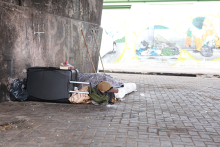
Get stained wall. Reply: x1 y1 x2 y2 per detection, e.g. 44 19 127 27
0 0 103 102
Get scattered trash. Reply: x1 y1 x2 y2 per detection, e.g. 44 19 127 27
140 93 145 97
106 105 117 108
0 120 28 131
60 61 74 70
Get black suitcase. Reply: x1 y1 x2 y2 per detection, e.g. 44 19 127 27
27 67 91 103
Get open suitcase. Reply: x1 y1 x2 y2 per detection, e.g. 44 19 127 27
27 67 91 103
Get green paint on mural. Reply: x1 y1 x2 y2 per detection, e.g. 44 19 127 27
160 48 173 56
115 36 125 43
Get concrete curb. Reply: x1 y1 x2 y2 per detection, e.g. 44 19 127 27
99 70 220 78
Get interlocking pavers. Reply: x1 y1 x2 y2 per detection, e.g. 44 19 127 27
1 74 220 147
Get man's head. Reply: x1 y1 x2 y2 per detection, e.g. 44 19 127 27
97 81 111 93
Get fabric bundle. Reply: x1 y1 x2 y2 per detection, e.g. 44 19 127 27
69 86 91 104
115 83 137 99
78 73 124 89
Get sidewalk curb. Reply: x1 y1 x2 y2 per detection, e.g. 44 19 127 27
99 70 220 78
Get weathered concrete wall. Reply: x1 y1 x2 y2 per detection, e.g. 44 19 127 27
0 1 103 102
0 0 19 5
0 0 103 25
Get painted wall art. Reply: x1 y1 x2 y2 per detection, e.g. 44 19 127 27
100 3 220 68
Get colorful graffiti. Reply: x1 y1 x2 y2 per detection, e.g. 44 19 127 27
99 13 126 64
134 16 220 66
135 25 180 66
100 4 220 68
175 15 220 62
188 17 220 57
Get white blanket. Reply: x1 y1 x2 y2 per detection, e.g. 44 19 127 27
115 83 136 99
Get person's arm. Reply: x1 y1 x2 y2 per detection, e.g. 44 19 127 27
108 88 118 93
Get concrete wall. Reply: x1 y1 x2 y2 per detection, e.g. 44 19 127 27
0 0 103 25
0 0 103 102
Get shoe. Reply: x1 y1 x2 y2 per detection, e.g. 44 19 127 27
91 100 99 106
108 101 114 105
193 50 200 53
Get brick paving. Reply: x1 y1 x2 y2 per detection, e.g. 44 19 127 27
0 73 220 147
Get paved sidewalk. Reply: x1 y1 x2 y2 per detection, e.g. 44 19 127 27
0 73 220 147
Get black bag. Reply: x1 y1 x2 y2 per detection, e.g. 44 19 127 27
26 67 90 103
9 78 29 102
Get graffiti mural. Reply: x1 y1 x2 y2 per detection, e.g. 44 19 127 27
100 13 125 64
184 16 220 59
173 15 220 66
134 16 220 66
135 25 180 66
100 3 220 69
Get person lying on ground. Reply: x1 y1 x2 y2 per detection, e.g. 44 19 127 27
89 81 118 106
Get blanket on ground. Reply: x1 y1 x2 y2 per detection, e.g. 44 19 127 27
78 73 124 89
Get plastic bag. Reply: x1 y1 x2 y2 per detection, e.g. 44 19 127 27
9 78 29 102
68 86 91 104
115 83 136 99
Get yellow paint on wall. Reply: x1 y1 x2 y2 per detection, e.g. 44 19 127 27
212 57 220 62
102 13 127 64
179 58 187 61
103 10 220 67
113 42 128 64
133 31 137 37
170 49 200 66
